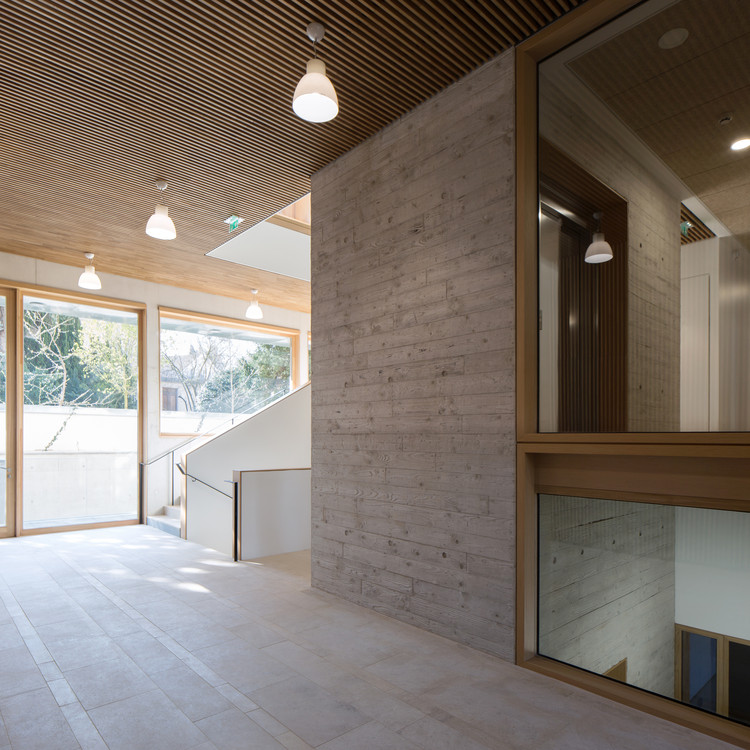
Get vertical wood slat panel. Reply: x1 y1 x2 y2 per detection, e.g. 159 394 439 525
542 140 628 433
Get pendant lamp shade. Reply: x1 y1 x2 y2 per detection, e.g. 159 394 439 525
293 58 338 123
78 253 102 290
245 289 264 320
146 204 176 240
585 232 613 264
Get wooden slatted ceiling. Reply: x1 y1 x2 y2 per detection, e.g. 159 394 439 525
680 205 715 245
0 0 583 312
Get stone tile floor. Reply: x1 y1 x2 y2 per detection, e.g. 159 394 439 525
0 526 740 749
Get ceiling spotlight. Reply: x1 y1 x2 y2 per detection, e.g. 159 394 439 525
731 138 750 151
585 212 613 264
293 22 338 123
146 180 177 240
78 253 102 290
245 288 264 320
658 27 689 49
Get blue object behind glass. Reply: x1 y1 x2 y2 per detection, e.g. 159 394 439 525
685 632 717 712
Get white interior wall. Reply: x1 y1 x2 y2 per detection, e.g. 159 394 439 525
718 238 750 431
680 274 711 431
680 237 750 432
675 507 750 641
0 251 311 515
239 469 311 559
185 384 311 556
681 238 720 431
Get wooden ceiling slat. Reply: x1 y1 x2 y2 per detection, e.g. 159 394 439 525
680 204 715 245
226 0 457 105
371 0 501 64
126 0 427 118
470 0 535 39
416 0 508 59
501 0 550 26
288 0 465 92
0 55 346 176
0 0 577 312
394 4 513 54
2 4 375 151
0 99 316 213
466 0 531 44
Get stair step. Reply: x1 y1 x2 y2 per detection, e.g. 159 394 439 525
146 515 181 537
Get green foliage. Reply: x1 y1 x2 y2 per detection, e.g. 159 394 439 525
23 311 89 406
161 322 292 417
198 344 291 413
23 309 138 409
74 320 138 409
198 365 253 413
242 344 290 383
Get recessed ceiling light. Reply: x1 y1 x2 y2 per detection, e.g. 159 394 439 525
658 27 689 49
731 138 750 151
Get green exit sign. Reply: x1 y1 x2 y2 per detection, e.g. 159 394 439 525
224 215 244 233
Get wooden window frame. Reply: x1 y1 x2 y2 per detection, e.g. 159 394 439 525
676 623 750 721
0 279 146 537
0 286 18 539
158 306 300 438
515 2 750 746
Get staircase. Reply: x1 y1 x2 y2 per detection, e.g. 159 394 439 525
146 503 181 537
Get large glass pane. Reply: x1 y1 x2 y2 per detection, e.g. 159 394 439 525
160 315 292 434
22 296 139 529
539 495 750 725
537 0 750 432
0 296 6 528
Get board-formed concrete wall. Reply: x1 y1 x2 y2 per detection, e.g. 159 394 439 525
539 496 676 698
310 50 516 659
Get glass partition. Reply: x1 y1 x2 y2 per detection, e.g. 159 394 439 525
159 312 293 434
22 296 139 529
537 0 750 432
539 494 750 725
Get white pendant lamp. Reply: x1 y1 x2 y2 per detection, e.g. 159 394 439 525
146 180 177 240
293 23 338 123
78 253 102 290
585 212 613 264
245 289 264 320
